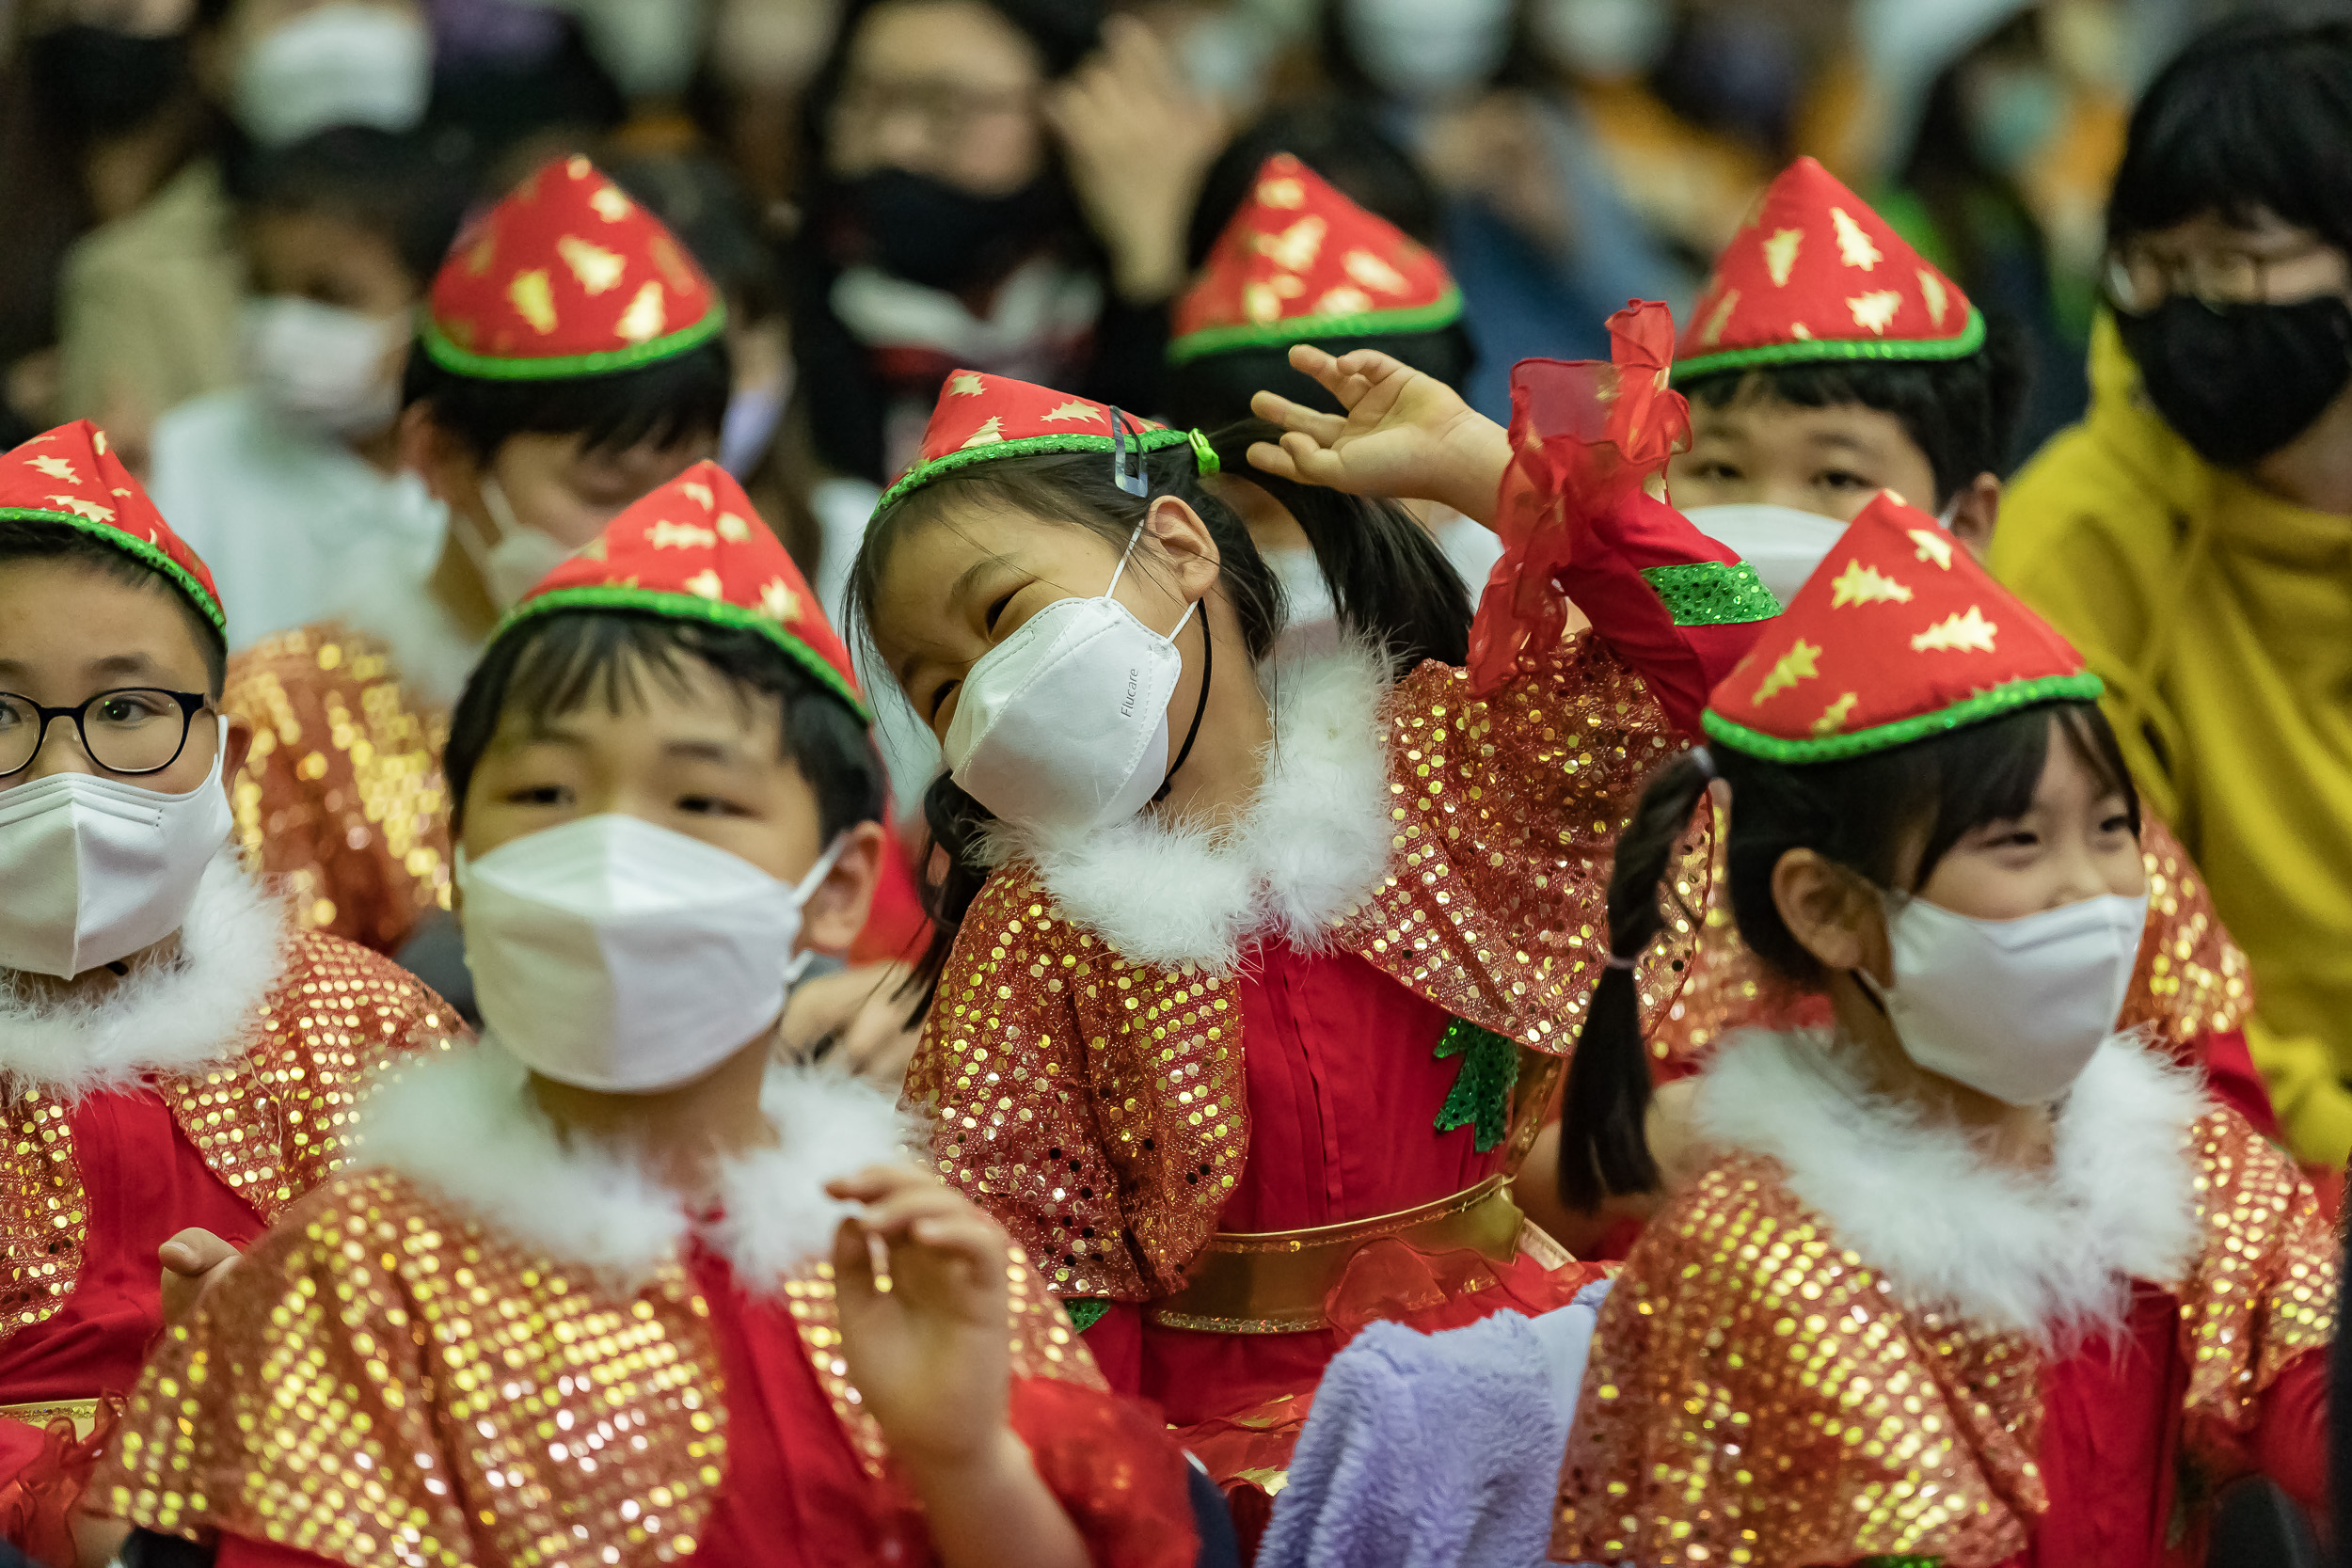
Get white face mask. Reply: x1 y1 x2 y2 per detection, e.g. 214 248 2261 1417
1680 503 1848 609
1534 0 1674 80
1342 0 1514 101
0 724 234 978
1684 496 1966 608
1858 891 2148 1104
242 297 407 438
234 1 434 148
941 522 1202 835
458 815 847 1094
449 474 581 610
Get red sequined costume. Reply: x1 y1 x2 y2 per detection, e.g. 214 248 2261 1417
903 319 1772 1502
0 854 457 1566
225 623 455 955
1554 1031 2335 1567
97 1046 1198 1568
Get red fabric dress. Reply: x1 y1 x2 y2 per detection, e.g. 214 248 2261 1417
208 1242 1195 1568
1081 946 1597 1430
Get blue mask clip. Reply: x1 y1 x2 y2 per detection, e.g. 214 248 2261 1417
1109 408 1150 499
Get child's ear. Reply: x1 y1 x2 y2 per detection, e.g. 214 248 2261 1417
801 822 888 954
1771 848 1884 979
1142 496 1224 599
1946 472 2002 558
398 404 476 507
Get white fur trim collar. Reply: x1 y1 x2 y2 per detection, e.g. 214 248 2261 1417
1694 1031 2208 1342
330 535 481 711
354 1042 922 1288
979 640 1396 973
0 847 290 1098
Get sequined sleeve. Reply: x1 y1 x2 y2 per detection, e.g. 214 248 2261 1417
907 868 1224 1303
1361 632 1710 1055
96 1171 726 1568
2174 1109 2337 1462
224 624 452 955
1552 1153 2045 1567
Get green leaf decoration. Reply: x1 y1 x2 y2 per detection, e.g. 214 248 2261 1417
1433 1018 1519 1153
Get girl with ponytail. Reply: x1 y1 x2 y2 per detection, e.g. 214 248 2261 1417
1552 491 2336 1565
847 305 1774 1511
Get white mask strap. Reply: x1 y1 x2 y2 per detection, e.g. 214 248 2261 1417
1103 517 1200 645
781 832 852 989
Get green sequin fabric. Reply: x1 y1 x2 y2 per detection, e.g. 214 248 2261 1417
1433 1019 1519 1152
1640 561 1783 626
1064 1298 1111 1333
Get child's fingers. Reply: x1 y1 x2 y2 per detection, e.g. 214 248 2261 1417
825 1164 931 1204
1279 431 1350 486
854 1183 982 1243
1286 342 1359 403
1244 440 1302 482
833 1215 878 1304
1248 388 1345 444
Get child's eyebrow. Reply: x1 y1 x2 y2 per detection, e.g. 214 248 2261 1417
663 738 742 765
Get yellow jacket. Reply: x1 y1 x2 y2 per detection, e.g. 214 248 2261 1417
1994 315 2352 1164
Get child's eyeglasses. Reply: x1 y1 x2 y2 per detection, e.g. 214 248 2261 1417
0 689 214 778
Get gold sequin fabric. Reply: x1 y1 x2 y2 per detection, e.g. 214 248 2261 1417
98 1172 1101 1568
0 931 458 1341
2172 1110 2337 1455
1551 1111 2336 1567
226 622 452 954
1652 812 2253 1073
906 630 1709 1301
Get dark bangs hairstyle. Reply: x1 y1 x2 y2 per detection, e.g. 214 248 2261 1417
1677 319 2029 507
0 517 226 694
847 420 1474 1017
2107 17 2352 254
231 127 473 287
1557 700 2139 1212
442 610 886 841
401 337 732 467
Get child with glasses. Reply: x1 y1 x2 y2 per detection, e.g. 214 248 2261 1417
0 421 457 1567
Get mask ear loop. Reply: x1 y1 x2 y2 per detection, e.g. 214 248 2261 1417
782 833 852 989
1104 410 1214 808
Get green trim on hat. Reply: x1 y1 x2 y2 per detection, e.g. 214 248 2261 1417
498 582 870 722
1640 561 1782 627
418 298 728 381
1671 307 1986 386
0 506 224 630
873 426 1197 514
1700 669 2105 765
1166 285 1467 365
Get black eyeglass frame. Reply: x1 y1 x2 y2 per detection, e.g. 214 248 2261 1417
0 689 215 779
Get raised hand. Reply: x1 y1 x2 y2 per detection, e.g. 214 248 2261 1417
1046 16 1226 305
1247 343 1515 528
830 1165 1015 1468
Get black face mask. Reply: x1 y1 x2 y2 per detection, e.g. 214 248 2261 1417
2117 293 2352 468
834 169 1067 293
28 25 191 140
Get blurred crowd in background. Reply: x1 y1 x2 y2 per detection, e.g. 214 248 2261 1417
1 0 2344 636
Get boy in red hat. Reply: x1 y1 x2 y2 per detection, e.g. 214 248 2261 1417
97 464 1197 1568
1168 152 1495 656
0 422 455 1567
221 155 734 960
1639 156 2276 1156
1549 491 2334 1565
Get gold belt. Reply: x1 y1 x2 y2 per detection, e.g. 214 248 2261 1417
0 1400 100 1440
1148 1175 1529 1335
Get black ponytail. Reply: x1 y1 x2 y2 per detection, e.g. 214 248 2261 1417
1557 751 1713 1212
848 423 1475 1021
